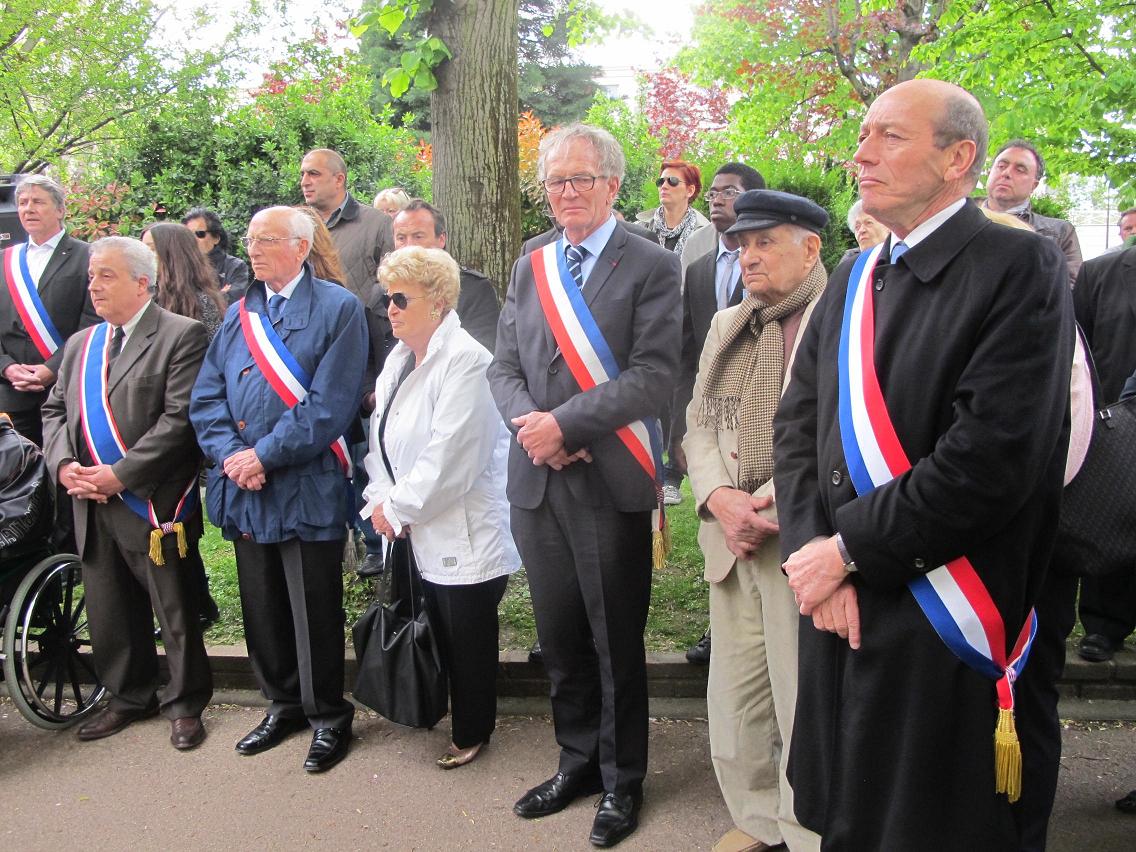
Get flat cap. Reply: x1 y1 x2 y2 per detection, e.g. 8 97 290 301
726 189 829 236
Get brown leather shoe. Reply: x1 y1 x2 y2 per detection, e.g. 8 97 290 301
170 716 206 750
77 705 158 741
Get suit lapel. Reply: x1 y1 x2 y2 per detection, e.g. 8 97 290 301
36 234 73 298
108 302 158 393
583 225 627 307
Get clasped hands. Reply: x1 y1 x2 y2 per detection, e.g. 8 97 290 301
4 363 54 393
783 535 861 650
58 461 124 504
223 448 266 490
511 411 591 470
706 486 779 561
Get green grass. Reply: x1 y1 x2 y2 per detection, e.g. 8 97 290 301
200 479 709 653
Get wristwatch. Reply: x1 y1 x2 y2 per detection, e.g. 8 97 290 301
834 532 858 573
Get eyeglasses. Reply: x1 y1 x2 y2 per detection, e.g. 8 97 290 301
379 292 425 310
242 236 300 248
656 176 685 188
193 230 210 239
542 175 598 195
705 188 743 202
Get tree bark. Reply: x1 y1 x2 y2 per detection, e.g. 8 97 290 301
429 0 520 296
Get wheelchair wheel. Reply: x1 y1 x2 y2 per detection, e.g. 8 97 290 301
3 553 105 729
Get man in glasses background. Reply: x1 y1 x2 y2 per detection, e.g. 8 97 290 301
190 205 367 775
489 123 680 848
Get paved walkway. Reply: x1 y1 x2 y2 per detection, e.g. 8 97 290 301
1 700 1133 850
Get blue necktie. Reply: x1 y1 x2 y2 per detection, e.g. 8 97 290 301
267 294 285 324
565 244 587 288
890 241 909 264
716 250 739 310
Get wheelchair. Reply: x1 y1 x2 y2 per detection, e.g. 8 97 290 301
0 416 105 729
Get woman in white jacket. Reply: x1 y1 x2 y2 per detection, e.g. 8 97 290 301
360 246 519 769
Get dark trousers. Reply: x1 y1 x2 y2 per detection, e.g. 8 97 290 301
512 475 652 794
422 574 509 748
83 506 213 719
1012 570 1079 852
234 537 354 730
1078 570 1136 645
6 407 42 447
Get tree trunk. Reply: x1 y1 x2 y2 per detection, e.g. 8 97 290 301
430 0 520 296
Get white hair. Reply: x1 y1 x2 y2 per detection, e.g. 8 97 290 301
253 206 314 259
91 236 157 283
846 199 863 232
537 123 626 182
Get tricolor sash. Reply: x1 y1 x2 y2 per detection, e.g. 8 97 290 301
79 323 197 565
837 244 1037 802
237 298 351 477
3 244 64 359
530 241 669 568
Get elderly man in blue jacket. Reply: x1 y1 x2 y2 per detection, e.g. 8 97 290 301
190 205 367 773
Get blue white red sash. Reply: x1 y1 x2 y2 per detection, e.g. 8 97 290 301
3 244 64 359
837 243 1035 801
530 241 669 567
78 323 197 565
238 297 351 477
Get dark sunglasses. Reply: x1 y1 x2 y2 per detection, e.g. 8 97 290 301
379 292 425 310
656 176 684 187
193 230 209 238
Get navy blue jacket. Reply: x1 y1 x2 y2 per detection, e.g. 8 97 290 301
190 271 367 542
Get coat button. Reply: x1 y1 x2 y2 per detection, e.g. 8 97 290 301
914 557 925 569
730 451 738 460
831 469 843 486
237 420 246 430
240 367 251 377
548 364 559 375
241 533 252 541
874 279 885 291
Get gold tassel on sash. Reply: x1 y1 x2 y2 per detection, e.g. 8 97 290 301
993 707 1023 802
148 522 188 567
651 506 672 570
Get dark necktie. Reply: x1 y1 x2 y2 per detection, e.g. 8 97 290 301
565 244 587 289
108 326 125 361
890 241 909 264
267 294 285 324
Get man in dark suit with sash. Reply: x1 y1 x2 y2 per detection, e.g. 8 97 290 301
774 80 1073 850
42 236 213 749
2 175 97 446
489 123 681 848
190 205 367 774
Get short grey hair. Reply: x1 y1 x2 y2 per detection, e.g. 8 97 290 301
933 91 989 184
846 199 864 232
92 236 157 283
15 174 67 213
305 148 347 176
253 206 314 259
537 123 625 182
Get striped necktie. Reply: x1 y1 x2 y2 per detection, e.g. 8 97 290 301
565 244 587 288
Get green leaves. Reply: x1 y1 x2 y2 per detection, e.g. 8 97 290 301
353 2 451 97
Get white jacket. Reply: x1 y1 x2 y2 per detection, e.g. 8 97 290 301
360 311 519 585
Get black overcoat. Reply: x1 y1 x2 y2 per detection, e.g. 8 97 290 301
772 201 1074 850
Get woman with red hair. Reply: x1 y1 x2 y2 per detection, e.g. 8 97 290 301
645 160 708 256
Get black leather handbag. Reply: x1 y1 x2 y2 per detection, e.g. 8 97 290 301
1055 395 1136 577
352 535 448 728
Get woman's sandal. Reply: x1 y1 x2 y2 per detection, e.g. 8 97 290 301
436 742 483 770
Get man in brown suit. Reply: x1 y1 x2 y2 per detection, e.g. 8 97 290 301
42 236 213 749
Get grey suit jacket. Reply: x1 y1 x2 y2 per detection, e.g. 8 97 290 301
489 224 682 512
0 234 97 412
42 302 209 555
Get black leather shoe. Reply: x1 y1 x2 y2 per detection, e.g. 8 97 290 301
235 714 308 755
1078 633 1115 662
514 770 604 818
685 629 711 664
303 727 351 772
356 553 385 577
528 641 543 664
589 790 643 847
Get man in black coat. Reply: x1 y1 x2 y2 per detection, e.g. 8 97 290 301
774 79 1073 850
1072 244 1136 663
1 175 97 446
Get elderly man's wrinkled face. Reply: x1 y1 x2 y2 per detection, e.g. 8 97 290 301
736 224 819 305
17 185 66 244
88 248 151 326
543 139 621 244
851 211 889 250
245 209 309 289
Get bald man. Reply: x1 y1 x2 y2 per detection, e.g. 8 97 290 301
774 80 1073 849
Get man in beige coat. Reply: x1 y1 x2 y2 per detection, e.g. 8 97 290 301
683 190 828 852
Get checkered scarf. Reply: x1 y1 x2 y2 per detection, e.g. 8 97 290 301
696 259 827 494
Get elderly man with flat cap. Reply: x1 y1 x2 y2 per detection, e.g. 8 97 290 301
683 190 826 852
